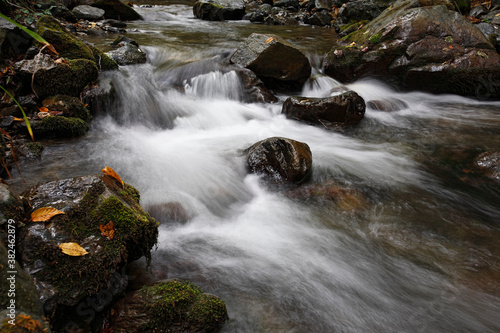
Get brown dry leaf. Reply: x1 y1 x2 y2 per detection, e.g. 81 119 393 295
59 242 88 256
102 166 124 188
31 207 65 222
266 37 274 44
448 45 454 49
100 221 115 240
13 117 24 121
39 107 49 112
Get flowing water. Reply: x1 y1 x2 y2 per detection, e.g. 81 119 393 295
11 1 500 332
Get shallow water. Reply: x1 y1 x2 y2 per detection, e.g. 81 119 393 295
11 2 500 332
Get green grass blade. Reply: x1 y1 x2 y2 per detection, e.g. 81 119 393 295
0 12 58 55
0 85 35 141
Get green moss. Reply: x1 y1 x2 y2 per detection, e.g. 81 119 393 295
87 43 119 71
119 184 140 204
140 280 228 331
36 16 94 61
25 142 44 158
37 116 89 138
369 33 382 44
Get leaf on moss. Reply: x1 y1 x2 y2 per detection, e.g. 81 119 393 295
100 221 115 240
266 37 274 44
31 207 65 222
102 166 124 188
59 242 88 256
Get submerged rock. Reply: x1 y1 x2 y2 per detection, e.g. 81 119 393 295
282 91 366 128
324 0 500 97
230 33 311 88
474 151 500 183
19 174 158 327
193 0 246 21
106 279 228 332
245 137 312 183
366 98 409 111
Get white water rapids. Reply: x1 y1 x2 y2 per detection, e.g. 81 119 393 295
12 2 500 332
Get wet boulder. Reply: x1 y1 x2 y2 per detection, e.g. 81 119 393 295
106 41 147 65
0 241 52 332
193 0 246 21
91 0 142 21
19 173 159 327
230 33 311 87
324 0 500 97
81 77 116 115
245 137 312 183
0 18 31 59
474 151 500 183
234 68 278 103
14 54 98 99
72 4 105 20
366 98 408 111
106 279 228 332
308 11 332 26
50 5 78 23
335 0 386 26
282 91 365 128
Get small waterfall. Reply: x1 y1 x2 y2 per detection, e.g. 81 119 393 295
184 70 245 101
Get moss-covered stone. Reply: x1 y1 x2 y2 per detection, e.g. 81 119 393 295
33 116 89 138
36 15 94 61
19 174 159 325
87 43 119 71
42 95 91 122
107 279 228 332
0 312 51 333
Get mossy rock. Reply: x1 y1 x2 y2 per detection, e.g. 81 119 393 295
37 58 98 98
42 95 91 122
31 116 90 138
107 280 228 332
86 43 119 71
19 174 159 323
36 15 94 61
0 311 51 333
0 183 27 243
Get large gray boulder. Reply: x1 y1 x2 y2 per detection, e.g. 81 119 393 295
282 91 366 128
193 0 246 21
230 33 311 87
72 4 105 20
106 42 147 65
245 137 312 183
324 0 500 97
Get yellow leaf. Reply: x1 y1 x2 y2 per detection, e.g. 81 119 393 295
102 166 124 188
59 242 88 256
266 37 274 44
100 221 115 240
13 117 24 121
31 207 65 222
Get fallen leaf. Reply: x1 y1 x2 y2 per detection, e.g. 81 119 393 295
49 111 63 116
59 242 88 256
102 166 124 188
37 112 50 119
13 117 24 121
266 37 274 44
39 107 49 112
100 221 115 240
448 45 453 49
31 207 65 222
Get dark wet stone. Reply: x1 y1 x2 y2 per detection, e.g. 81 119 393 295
245 136 312 183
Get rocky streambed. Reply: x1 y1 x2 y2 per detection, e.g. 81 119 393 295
1 0 500 332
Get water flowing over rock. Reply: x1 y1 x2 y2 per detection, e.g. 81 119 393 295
245 137 312 183
106 41 147 65
19 174 158 329
282 91 366 128
193 0 246 21
324 0 500 97
72 4 105 20
367 98 409 111
230 33 311 87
